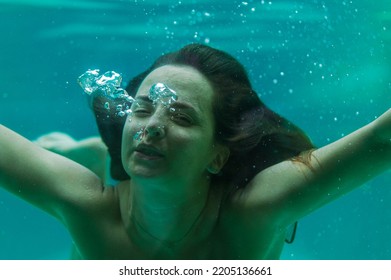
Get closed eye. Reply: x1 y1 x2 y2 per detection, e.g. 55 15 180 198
131 100 153 116
133 108 151 114
170 112 193 126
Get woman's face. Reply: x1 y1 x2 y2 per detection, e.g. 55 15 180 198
121 65 228 185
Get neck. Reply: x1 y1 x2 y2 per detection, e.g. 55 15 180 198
127 175 212 249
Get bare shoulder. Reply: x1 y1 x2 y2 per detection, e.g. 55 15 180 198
62 181 121 227
65 182 133 259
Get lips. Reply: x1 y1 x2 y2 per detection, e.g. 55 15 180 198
134 144 164 159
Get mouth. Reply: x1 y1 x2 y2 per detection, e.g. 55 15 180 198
134 144 164 159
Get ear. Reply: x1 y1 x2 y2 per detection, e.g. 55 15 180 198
207 145 230 174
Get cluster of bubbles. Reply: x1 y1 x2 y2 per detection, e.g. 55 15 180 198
77 69 178 142
149 82 178 107
77 69 135 117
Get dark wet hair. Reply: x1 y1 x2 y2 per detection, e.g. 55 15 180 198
92 44 314 187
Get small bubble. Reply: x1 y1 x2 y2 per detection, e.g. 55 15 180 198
104 102 110 110
134 128 145 142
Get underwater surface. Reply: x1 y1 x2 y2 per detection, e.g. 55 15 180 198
0 0 390 259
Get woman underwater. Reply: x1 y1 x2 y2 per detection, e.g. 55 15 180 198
1 44 390 259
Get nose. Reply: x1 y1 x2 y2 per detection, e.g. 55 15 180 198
143 109 166 140
145 124 165 139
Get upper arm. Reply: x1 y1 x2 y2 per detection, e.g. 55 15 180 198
0 125 106 220
236 109 391 227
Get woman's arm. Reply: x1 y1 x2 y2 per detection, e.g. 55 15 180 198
34 132 108 181
236 109 391 227
0 125 105 220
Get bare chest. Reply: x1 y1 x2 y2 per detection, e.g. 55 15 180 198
73 220 285 260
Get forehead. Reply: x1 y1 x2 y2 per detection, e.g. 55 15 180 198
136 65 215 110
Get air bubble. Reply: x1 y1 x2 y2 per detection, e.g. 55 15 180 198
149 83 178 107
77 71 180 128
134 128 145 142
77 69 135 118
77 69 124 99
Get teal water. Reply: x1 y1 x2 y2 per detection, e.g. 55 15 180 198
0 0 390 259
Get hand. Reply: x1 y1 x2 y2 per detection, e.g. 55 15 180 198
34 132 78 155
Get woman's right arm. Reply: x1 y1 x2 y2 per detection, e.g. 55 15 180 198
0 124 105 219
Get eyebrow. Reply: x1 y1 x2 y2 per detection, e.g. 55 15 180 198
170 101 197 112
135 95 199 113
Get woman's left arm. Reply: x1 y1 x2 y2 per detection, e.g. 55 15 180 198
237 108 391 226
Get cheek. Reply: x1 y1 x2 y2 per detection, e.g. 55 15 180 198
170 129 215 158
121 120 132 143
121 120 140 152
121 121 131 155
122 118 143 138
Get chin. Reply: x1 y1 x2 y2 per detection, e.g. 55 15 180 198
129 167 164 179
